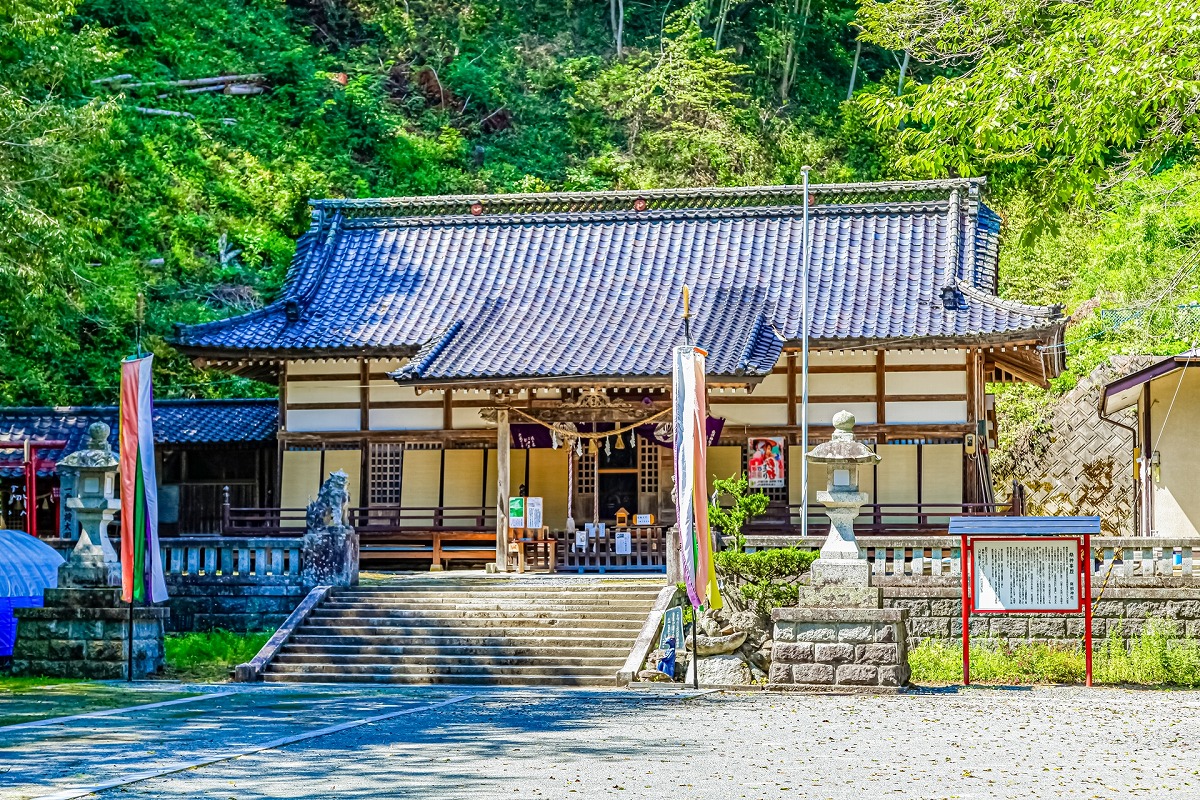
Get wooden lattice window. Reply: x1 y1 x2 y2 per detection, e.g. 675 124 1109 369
576 451 596 495
638 436 659 496
368 443 405 506
368 441 441 506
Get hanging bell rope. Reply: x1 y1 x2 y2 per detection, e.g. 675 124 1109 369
506 405 670 440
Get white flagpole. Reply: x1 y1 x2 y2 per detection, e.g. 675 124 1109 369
801 167 811 538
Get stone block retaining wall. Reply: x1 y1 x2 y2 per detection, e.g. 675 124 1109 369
161 537 310 633
882 581 1199 650
770 608 910 688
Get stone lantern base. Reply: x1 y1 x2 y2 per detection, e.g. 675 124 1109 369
13 588 167 680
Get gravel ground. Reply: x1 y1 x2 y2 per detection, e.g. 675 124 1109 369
4 684 1200 800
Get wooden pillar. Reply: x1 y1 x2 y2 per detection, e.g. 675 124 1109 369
964 349 981 506
496 407 510 572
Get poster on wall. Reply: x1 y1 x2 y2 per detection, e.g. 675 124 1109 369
747 436 786 488
615 529 631 555
525 497 544 530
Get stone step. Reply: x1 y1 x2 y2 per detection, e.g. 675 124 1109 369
322 599 656 611
289 633 634 648
280 643 629 659
272 652 625 668
309 608 645 622
334 589 662 601
300 617 645 632
262 671 614 686
265 661 617 678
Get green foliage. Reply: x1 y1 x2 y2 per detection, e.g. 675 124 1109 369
908 619 1200 686
856 0 1200 215
164 629 270 682
713 547 818 614
709 471 771 552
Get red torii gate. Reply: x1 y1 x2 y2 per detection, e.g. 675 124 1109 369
1 440 67 538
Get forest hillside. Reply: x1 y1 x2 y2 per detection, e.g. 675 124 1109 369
2 0 1199 404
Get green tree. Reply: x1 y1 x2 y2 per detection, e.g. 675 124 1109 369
708 471 771 553
854 0 1200 213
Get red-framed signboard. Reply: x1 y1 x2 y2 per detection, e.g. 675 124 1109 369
951 517 1101 687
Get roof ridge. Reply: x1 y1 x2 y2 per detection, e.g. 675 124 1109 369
312 178 986 220
339 199 957 230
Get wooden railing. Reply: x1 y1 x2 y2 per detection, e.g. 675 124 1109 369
743 501 1019 537
161 536 303 579
220 488 495 537
742 535 1200 583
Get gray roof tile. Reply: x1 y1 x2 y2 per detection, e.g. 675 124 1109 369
176 181 1063 383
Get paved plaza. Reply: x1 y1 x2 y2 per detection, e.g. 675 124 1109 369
3 684 1200 799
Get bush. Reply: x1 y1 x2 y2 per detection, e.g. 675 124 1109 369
714 547 818 615
908 618 1200 686
164 629 271 682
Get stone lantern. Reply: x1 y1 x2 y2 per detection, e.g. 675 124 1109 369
14 421 167 679
56 422 121 588
797 410 882 607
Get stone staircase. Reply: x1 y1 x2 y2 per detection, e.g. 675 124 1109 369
262 579 663 686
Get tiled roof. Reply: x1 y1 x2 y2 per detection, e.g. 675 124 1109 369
175 179 1064 384
0 400 277 476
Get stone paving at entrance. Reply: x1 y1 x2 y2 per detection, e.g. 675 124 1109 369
3 684 1200 799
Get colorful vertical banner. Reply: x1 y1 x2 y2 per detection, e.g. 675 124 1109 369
120 354 168 604
672 345 722 611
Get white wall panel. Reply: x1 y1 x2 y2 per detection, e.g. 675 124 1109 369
369 407 443 430
885 400 967 424
885 371 967 395
807 402 876 425
708 403 788 426
885 350 966 366
810 372 876 396
288 359 357 375
287 380 358 405
287 408 360 432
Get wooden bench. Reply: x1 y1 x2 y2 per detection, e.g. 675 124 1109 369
359 530 497 570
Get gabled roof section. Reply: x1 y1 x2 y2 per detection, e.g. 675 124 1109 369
175 178 1066 385
1099 349 1200 416
0 399 278 476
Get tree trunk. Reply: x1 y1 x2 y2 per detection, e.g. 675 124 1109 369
611 0 624 58
846 38 862 101
896 49 910 96
714 0 732 49
778 0 810 106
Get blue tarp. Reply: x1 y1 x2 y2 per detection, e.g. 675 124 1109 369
0 529 63 658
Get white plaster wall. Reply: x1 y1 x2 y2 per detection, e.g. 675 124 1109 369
369 407 443 430
921 444 964 521
707 402 788 426
288 359 358 376
811 351 877 367
1150 370 1200 537
876 444 918 521
452 407 490 429
885 350 966 366
810 371 876 396
808 402 877 425
286 380 358 405
287 408 360 432
885 371 967 396
885 401 968 424
755 373 790 396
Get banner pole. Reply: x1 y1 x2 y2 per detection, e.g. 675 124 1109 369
692 605 700 689
800 167 811 537
1083 533 1093 687
127 597 134 682
961 534 970 686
